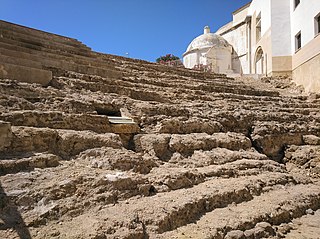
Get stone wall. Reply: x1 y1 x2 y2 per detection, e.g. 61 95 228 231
293 52 320 92
219 22 249 74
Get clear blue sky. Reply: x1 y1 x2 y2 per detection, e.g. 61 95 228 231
0 0 250 62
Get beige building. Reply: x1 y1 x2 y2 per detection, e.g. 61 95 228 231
216 0 320 92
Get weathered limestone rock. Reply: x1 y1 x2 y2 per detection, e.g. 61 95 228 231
284 145 320 176
0 153 60 175
284 209 320 238
169 132 251 156
135 133 252 160
243 222 275 239
7 126 123 158
189 147 268 166
156 117 222 134
0 62 52 86
0 107 140 136
225 230 245 239
56 130 123 158
0 120 12 151
75 147 157 174
9 126 59 153
134 134 172 160
251 122 306 160
110 123 140 134
303 135 320 145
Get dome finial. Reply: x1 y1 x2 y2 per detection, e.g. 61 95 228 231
204 26 210 34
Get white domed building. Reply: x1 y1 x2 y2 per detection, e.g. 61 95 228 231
183 26 237 74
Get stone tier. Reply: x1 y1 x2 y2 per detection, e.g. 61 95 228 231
0 20 90 50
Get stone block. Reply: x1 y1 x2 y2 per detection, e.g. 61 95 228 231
0 41 121 79
0 111 114 134
225 230 245 239
0 121 12 151
0 54 42 69
303 135 320 145
0 62 52 86
110 123 140 134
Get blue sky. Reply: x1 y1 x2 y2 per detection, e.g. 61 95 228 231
0 0 250 62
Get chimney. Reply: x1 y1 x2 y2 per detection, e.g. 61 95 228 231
204 26 210 34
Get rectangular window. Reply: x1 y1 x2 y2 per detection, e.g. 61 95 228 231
295 31 301 51
315 13 320 35
294 0 300 9
256 13 261 42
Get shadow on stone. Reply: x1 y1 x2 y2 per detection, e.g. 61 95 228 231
0 183 31 239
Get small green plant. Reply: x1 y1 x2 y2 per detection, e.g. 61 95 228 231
156 54 180 64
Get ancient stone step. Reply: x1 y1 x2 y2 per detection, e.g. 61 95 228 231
0 79 122 115
169 147 268 167
0 153 60 176
283 209 320 238
121 73 253 90
0 54 42 69
75 147 157 174
51 75 292 111
0 40 82 61
32 173 296 238
155 117 223 134
0 111 114 133
0 79 64 102
157 183 320 238
153 112 318 135
134 133 252 160
251 121 320 160
148 158 286 192
2 126 123 159
2 81 317 141
0 154 156 229
0 20 91 50
0 36 91 59
284 144 320 177
0 28 92 57
0 120 12 151
119 70 280 97
0 111 140 134
54 76 169 103
0 42 122 79
0 42 116 71
0 62 52 86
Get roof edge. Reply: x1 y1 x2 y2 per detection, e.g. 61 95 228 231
232 1 252 15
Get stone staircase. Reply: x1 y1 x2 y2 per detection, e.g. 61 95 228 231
0 20 320 239
0 20 121 85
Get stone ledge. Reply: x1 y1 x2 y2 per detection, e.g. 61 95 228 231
0 54 42 69
0 44 122 79
0 120 12 151
0 111 141 135
0 20 90 49
0 62 52 86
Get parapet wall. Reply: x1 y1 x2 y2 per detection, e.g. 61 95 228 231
0 20 122 85
293 52 320 92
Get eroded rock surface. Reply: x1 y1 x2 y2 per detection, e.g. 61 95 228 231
0 21 320 239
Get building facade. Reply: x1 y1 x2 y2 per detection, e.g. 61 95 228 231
215 0 320 92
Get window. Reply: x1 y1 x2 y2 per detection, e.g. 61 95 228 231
295 31 301 51
294 0 300 9
315 13 320 36
256 13 261 42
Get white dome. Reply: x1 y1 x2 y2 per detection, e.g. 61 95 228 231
185 32 230 53
183 26 234 74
